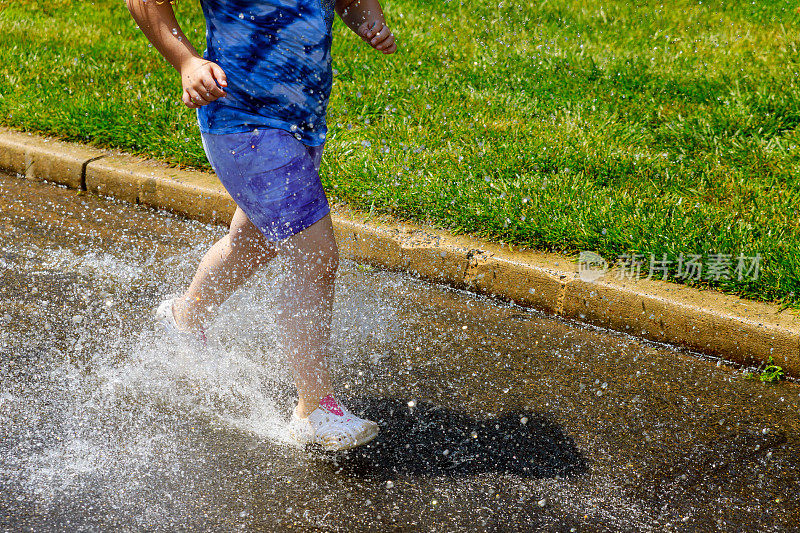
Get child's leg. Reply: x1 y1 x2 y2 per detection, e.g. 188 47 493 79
173 207 277 331
276 213 339 417
188 129 342 420
173 206 338 418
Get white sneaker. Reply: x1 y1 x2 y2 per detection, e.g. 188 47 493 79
288 394 379 452
154 297 207 344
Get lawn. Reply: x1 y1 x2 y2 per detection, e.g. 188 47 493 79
1 0 799 307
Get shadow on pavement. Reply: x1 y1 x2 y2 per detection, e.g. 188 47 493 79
331 397 588 480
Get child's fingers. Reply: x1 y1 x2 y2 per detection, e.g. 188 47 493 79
358 20 379 40
208 63 228 89
381 39 397 54
182 89 199 109
187 88 210 106
374 32 396 52
370 24 392 47
200 72 226 99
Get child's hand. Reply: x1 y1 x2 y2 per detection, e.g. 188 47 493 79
179 57 228 109
358 20 397 54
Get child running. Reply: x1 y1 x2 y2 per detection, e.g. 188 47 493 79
126 0 397 451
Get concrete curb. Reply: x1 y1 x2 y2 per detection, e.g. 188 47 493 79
2 127 798 375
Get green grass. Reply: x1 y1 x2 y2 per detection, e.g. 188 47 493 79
744 357 785 383
1 0 800 307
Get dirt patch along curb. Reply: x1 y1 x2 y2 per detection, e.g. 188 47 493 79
2 127 798 375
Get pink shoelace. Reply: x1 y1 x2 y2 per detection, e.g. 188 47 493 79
318 394 344 416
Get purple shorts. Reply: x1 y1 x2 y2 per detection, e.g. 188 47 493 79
200 128 330 241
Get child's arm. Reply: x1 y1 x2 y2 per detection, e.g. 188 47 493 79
126 0 227 108
335 0 397 54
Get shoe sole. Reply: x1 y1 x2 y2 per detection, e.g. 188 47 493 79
154 298 177 331
289 422 380 452
319 423 380 452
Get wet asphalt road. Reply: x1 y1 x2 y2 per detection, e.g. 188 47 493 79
1 172 799 532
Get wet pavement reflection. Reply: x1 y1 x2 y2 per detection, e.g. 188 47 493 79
1 173 799 532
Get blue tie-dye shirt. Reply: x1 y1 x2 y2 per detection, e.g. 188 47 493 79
197 0 335 146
